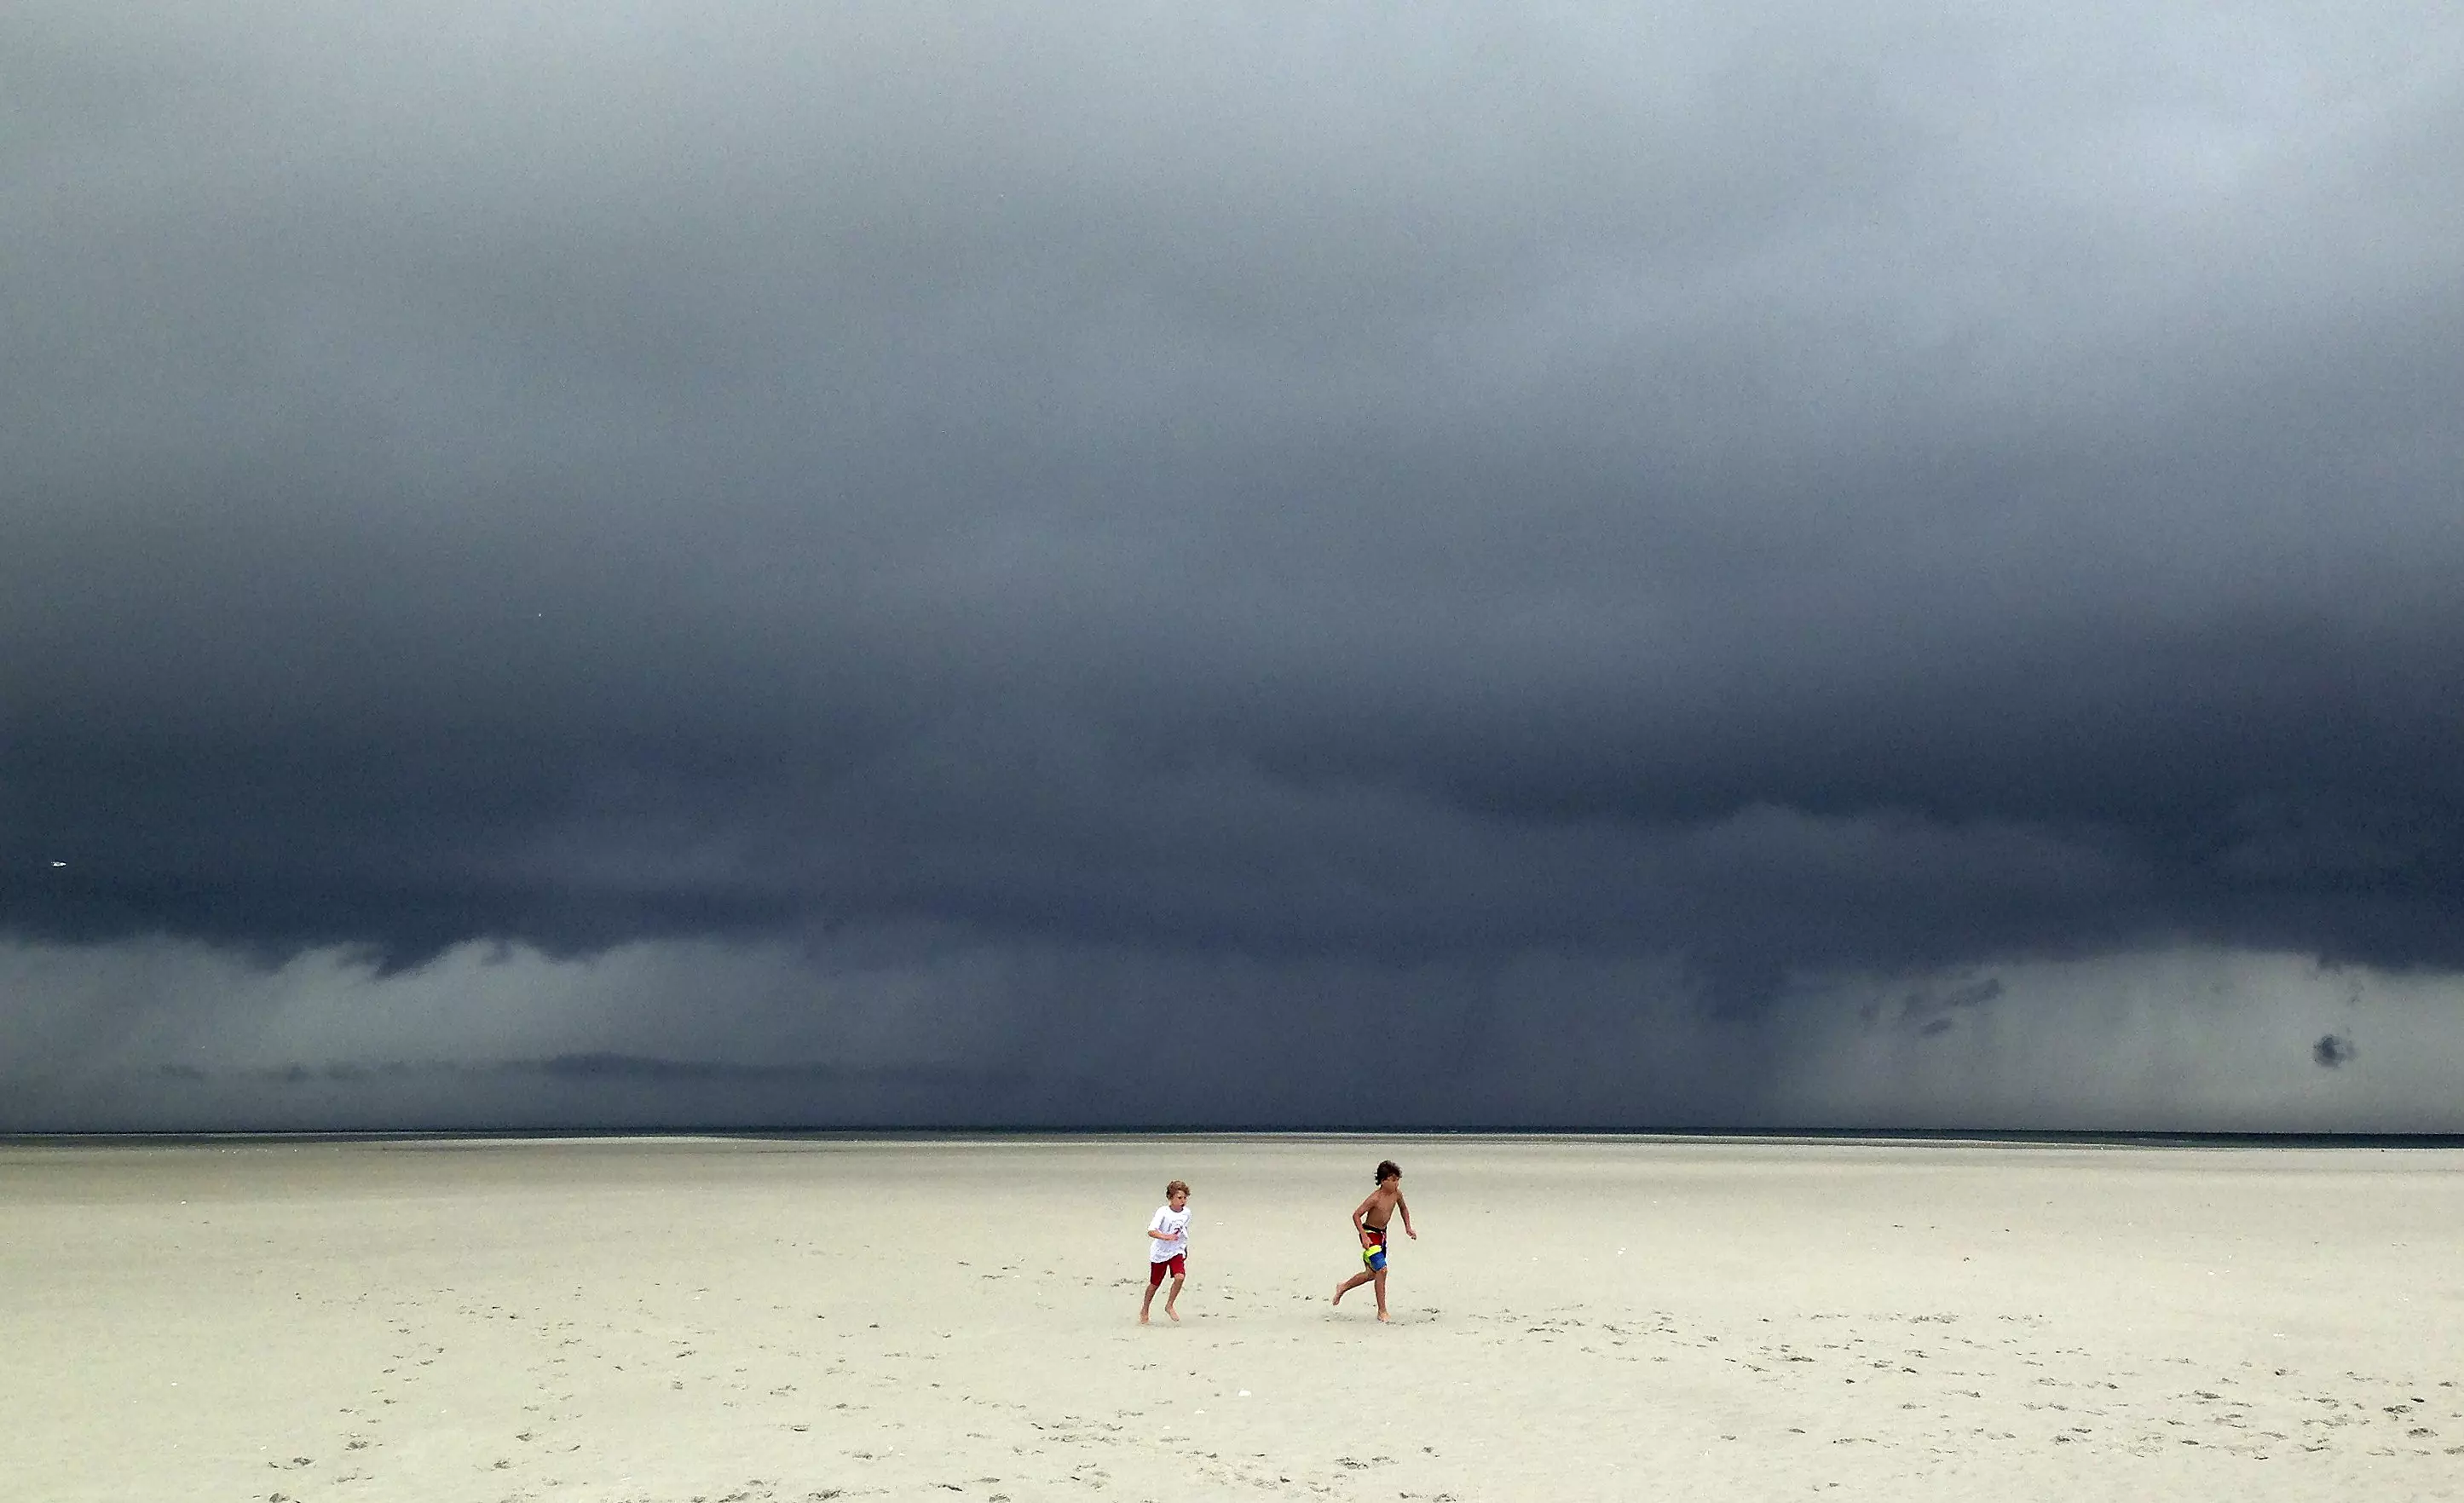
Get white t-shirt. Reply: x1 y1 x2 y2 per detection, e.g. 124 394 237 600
1148 1204 1191 1262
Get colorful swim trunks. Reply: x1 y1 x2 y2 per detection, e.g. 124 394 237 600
1360 1230 1388 1272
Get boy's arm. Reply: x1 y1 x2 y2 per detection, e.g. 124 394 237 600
1399 1194 1416 1237
1351 1192 1376 1236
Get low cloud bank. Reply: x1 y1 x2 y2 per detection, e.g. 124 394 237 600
4 936 2451 1133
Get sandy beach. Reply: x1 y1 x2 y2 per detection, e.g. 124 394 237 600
3 1136 2459 1502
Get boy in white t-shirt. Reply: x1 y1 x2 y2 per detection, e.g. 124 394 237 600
1140 1179 1192 1323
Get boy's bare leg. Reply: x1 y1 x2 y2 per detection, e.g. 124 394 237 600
1140 1278 1157 1323
1333 1269 1374 1305
1373 1267 1389 1322
1164 1275 1184 1320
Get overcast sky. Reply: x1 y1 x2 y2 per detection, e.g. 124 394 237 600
6 2 2462 1131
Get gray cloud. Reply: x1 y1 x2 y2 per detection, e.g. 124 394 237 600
3 937 2452 1132
6 3 2464 1126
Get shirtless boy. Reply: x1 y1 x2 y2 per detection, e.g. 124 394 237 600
1332 1160 1416 1321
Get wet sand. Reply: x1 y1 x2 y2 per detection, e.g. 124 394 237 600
3 1135 2460 1501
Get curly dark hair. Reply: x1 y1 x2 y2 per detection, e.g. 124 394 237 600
1375 1160 1402 1184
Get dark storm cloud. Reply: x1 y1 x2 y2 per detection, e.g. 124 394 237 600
1857 976 2006 1038
6 0 2464 1098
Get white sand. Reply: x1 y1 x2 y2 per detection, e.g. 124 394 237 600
4 1136 2460 1501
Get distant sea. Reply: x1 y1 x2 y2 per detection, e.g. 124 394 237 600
9 1126 2464 1148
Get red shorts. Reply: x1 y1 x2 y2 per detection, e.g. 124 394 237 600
1148 1254 1186 1285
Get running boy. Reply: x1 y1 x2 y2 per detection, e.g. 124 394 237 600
1140 1179 1192 1323
1332 1160 1416 1321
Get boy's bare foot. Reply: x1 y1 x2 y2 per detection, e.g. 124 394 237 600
1332 1282 1346 1305
1165 1307 1180 1322
1376 1310 1391 1322
1138 1310 1149 1323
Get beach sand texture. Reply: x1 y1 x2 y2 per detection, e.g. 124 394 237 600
4 1136 2459 1502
